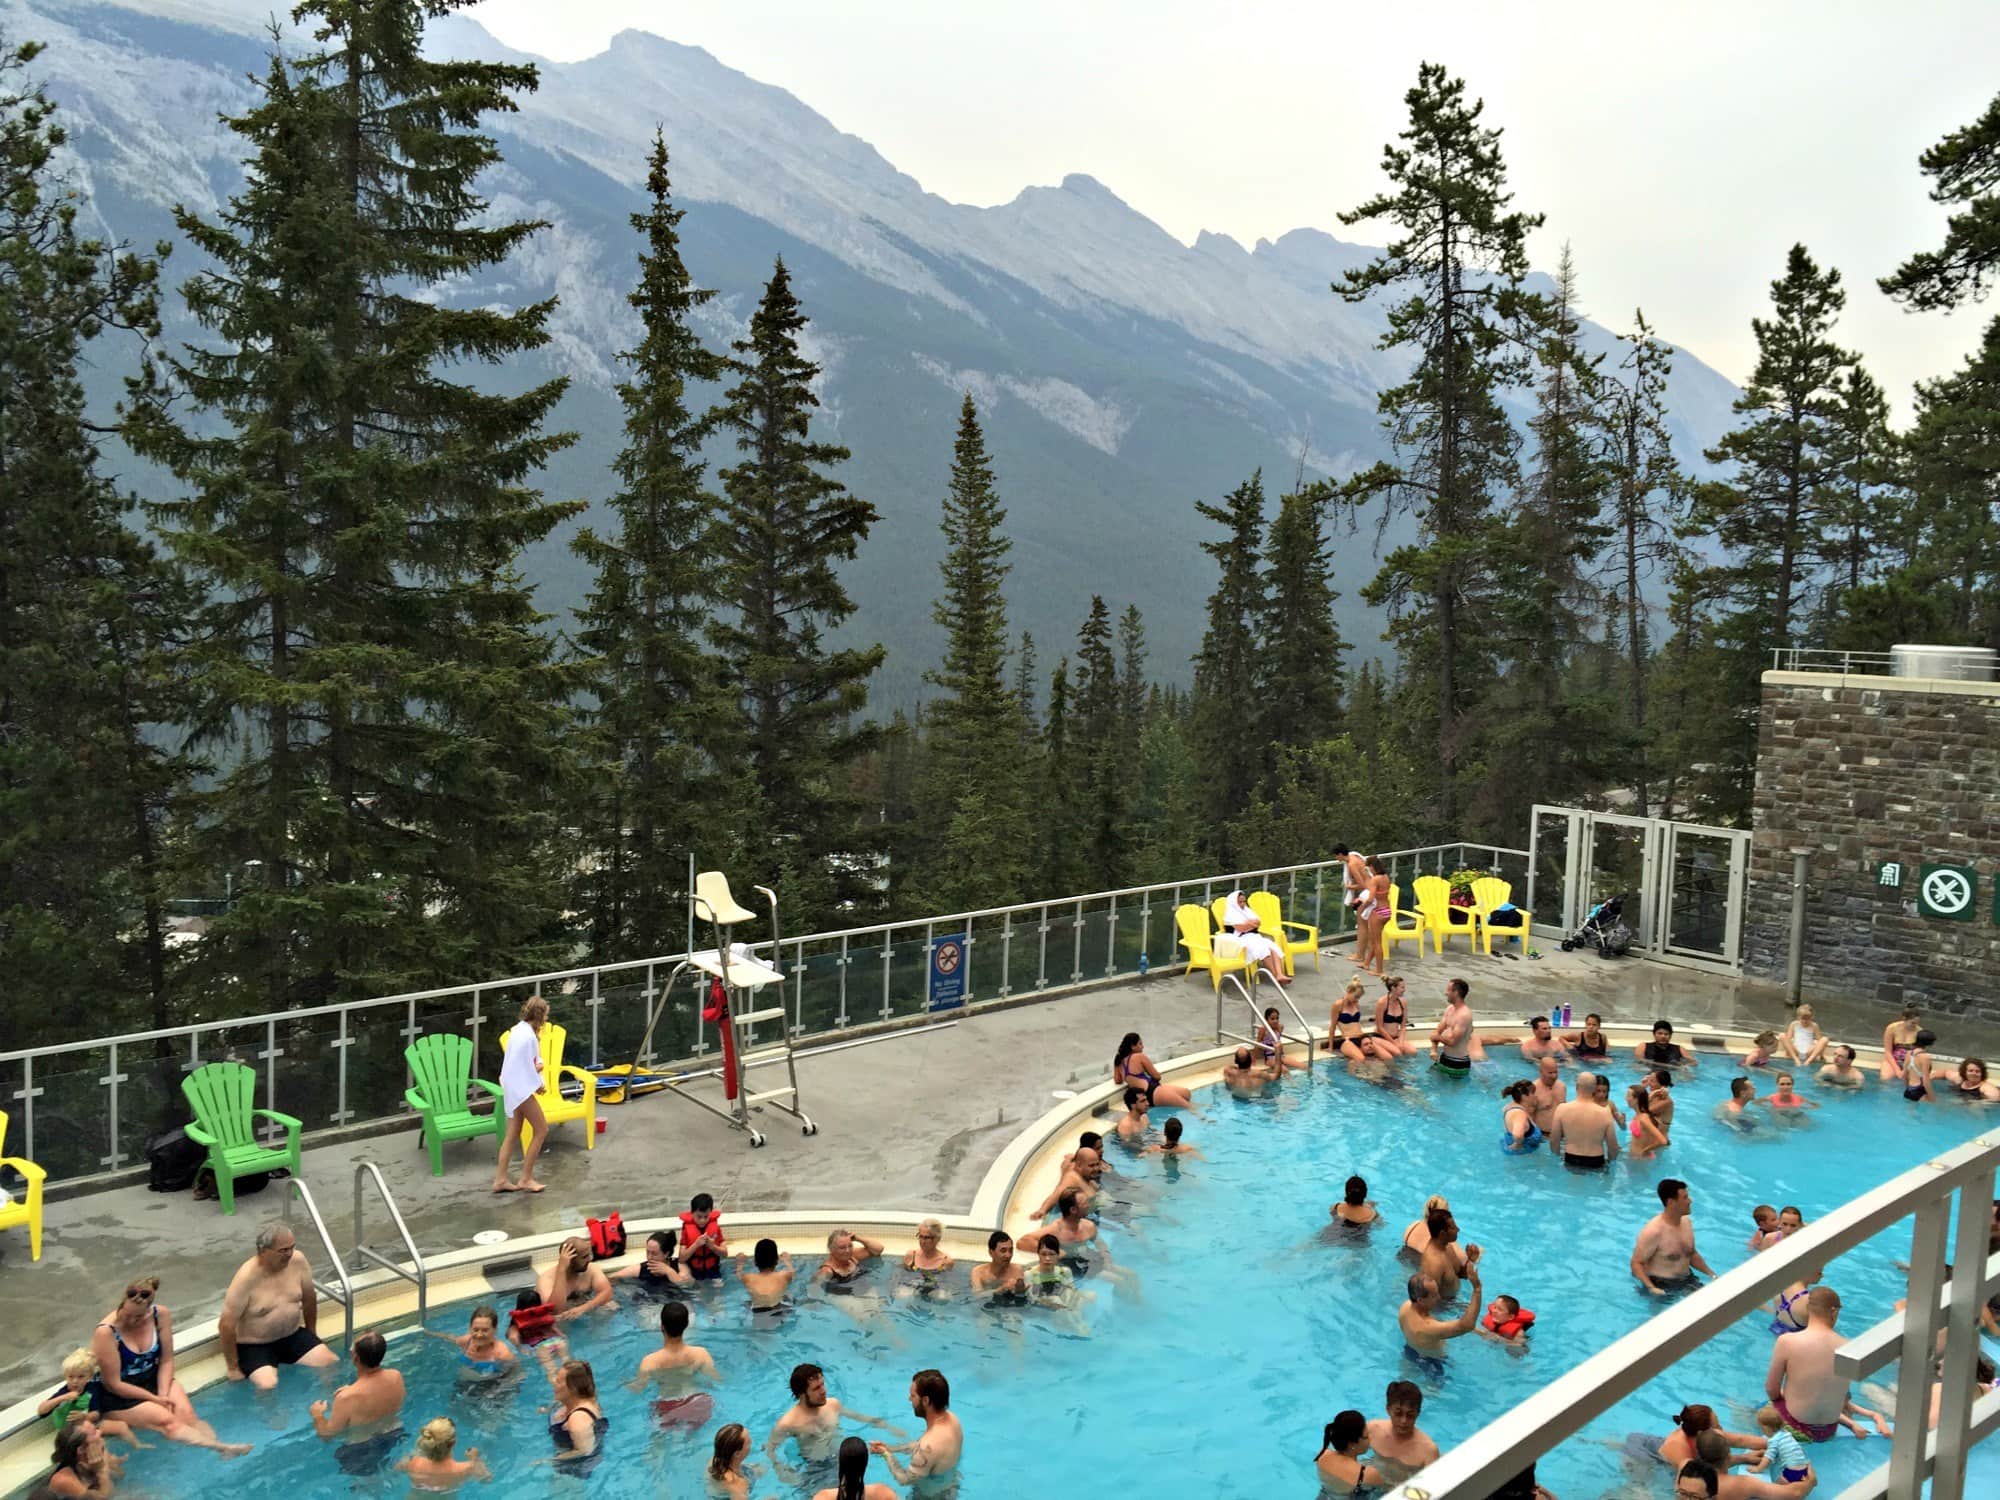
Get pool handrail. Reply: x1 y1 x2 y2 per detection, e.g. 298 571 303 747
1389 1123 2000 1500
286 1174 356 1351
351 1160 427 1334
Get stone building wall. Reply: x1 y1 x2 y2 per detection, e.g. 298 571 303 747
1744 672 2000 1019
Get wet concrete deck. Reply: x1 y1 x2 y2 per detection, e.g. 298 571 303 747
3 940 1992 1403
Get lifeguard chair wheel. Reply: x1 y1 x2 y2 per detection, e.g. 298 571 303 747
801 1119 818 1136
748 1130 767 1148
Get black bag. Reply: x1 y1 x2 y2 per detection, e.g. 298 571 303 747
194 1167 279 1201
144 1129 205 1194
1486 906 1524 929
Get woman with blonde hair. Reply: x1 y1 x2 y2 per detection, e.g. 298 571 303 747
707 1422 753 1496
1355 858 1392 977
494 994 551 1194
1325 975 1374 1060
396 1417 490 1489
1400 1194 1450 1255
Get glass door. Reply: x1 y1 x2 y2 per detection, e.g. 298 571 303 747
1581 812 1661 953
1528 804 1583 936
1661 823 1747 965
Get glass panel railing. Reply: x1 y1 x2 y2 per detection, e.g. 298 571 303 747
791 939 846 1036
35 1048 113 1179
345 1003 415 1127
271 1014 344 1130
883 931 930 1021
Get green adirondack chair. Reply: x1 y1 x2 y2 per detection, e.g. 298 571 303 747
180 1061 301 1215
405 1033 502 1176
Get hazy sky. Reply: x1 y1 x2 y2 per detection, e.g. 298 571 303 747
464 0 1999 415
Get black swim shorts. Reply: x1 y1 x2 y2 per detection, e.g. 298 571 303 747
236 1324 325 1376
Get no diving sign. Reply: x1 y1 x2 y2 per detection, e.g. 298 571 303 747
1917 863 1978 922
928 933 968 1011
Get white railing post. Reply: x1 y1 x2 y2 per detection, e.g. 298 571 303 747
1935 1169 1999 1499
837 934 850 1027
333 1007 353 1124
998 914 1011 999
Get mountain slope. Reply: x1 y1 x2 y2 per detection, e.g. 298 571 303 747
10 0 1744 699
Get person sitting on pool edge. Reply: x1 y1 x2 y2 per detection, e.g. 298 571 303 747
1222 1046 1274 1092
1364 1381 1440 1484
1112 1032 1197 1109
1397 1263 1484 1373
218 1221 342 1388
1331 1175 1378 1226
1637 1020 1696 1069
309 1329 406 1475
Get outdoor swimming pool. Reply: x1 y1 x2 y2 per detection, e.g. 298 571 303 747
15 1048 2000 1498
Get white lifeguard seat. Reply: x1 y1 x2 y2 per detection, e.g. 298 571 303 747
693 870 757 928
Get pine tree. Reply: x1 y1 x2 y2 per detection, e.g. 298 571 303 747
710 258 885 923
1898 319 2000 649
1258 488 1346 755
1334 63 1545 825
1881 91 2000 311
1013 631 1039 739
129 6 580 1008
1128 710 1205 884
1071 595 1128 888
569 133 731 960
1600 309 1684 816
1035 658 1084 892
911 394 1030 911
0 35 194 1042
1815 364 1899 608
1116 605 1148 744
1189 472 1269 845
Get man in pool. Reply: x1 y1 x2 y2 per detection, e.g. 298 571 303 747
1520 1015 1571 1063
219 1220 341 1388
1632 1178 1715 1296
970 1232 1026 1302
1760 1287 1890 1443
767 1363 902 1483
1529 1055 1568 1137
1033 1145 1104 1219
1637 1019 1697 1069
1431 978 1479 1075
309 1329 405 1473
634 1302 717 1425
1398 1266 1484 1372
739 1238 796 1310
870 1368 963 1499
1222 1045 1274 1092
1693 1429 1818 1499
1365 1380 1441 1483
1417 1208 1481 1302
1040 1189 1100 1269
1818 1045 1866 1088
1547 1071 1619 1169
1719 1076 1760 1128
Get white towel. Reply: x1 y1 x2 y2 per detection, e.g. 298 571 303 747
498 1020 544 1118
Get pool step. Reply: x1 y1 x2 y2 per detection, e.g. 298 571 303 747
734 1005 787 1027
745 1085 797 1105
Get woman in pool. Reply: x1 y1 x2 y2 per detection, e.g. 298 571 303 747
423 1304 514 1376
899 1219 956 1297
396 1416 490 1491
708 1422 754 1498
1259 1006 1306 1073
1765 1073 1818 1112
812 1435 897 1500
542 1357 606 1464
1657 1403 1764 1469
1315 1409 1389 1495
1646 1069 1678 1132
1770 1265 1823 1334
1935 1057 2000 1102
1567 1012 1610 1061
612 1229 693 1290
1499 1081 1544 1154
45 1423 117 1499
1628 1086 1669 1157
1372 975 1419 1056
1782 1004 1829 1067
1326 975 1373 1060
1881 1002 1922 1081
1400 1195 1451 1256
1112 1033 1196 1109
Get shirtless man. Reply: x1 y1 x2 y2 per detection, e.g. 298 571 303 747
219 1221 340 1388
1040 1190 1100 1261
1365 1380 1441 1485
537 1236 614 1322
1520 1016 1571 1064
1398 1267 1483 1371
1113 1087 1150 1141
1633 1178 1716 1296
1430 979 1481 1075
1529 1056 1568 1137
1222 1046 1273 1092
768 1363 902 1482
1760 1287 1889 1442
1547 1071 1620 1169
1417 1209 1481 1303
309 1329 405 1470
739 1238 796 1310
969 1233 1026 1301
1719 1076 1760 1127
1818 1046 1866 1089
1034 1147 1104 1219
870 1369 963 1499
632 1302 717 1425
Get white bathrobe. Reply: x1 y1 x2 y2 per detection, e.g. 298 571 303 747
1220 892 1281 963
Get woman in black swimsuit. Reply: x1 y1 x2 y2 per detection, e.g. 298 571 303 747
1113 1033 1195 1109
1315 1409 1387 1495
543 1357 607 1464
1373 976 1419 1056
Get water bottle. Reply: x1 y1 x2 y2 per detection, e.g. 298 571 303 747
1137 953 1149 979
1561 1002 1572 1029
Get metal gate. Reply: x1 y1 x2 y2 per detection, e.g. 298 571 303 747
1527 805 1749 971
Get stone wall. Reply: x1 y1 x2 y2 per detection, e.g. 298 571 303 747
1744 673 2000 1020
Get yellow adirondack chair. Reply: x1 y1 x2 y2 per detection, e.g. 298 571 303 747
1412 874 1480 955
1248 890 1319 974
1470 876 1532 954
1380 885 1427 965
0 1108 47 1261
500 1020 598 1150
1176 904 1257 992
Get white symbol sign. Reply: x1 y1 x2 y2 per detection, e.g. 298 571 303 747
1922 867 1973 915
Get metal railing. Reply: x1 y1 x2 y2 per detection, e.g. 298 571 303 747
351 1161 427 1333
1213 971 1317 1061
1392 1124 2000 1500
1 842 1526 1186
1769 645 1997 680
285 1176 355 1350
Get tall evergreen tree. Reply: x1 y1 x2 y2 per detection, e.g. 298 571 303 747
1334 62 1544 825
1035 658 1084 893
1815 363 1899 610
710 258 884 923
1898 320 2000 649
129 5 580 1008
1013 630 1039 739
1071 595 1129 888
1189 472 1268 846
1881 91 2000 310
1257 490 1346 752
1 35 194 1043
1116 604 1149 745
910 394 1030 911
569 132 730 960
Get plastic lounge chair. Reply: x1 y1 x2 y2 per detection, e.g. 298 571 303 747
1412 875 1480 956
1248 890 1319 974
405 1033 502 1176
0 1107 48 1260
500 1020 598 1151
1380 885 1427 965
1176 904 1257 992
1470 876 1532 954
180 1061 302 1215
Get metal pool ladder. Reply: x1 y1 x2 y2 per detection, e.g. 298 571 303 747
1215 972 1318 1065
285 1163 429 1348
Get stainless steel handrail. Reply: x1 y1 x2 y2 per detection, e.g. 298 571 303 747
352 1161 428 1328
286 1176 356 1350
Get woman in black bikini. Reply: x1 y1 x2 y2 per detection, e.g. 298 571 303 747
1315 1409 1387 1495
1113 1033 1195 1109
1373 975 1419 1056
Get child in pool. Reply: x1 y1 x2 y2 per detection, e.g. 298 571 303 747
424 1306 515 1374
1747 1205 1784 1252
1755 1405 1811 1481
396 1416 490 1491
1742 1031 1781 1068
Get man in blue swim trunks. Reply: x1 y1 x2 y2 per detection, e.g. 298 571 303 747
1397 1264 1483 1373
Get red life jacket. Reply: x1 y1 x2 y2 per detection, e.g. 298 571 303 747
679 1210 724 1272
1482 1302 1536 1340
509 1301 558 1346
587 1211 626 1260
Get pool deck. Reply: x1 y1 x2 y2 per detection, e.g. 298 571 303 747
2 942 1993 1407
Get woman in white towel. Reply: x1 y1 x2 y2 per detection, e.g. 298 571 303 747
1222 890 1291 986
494 994 552 1194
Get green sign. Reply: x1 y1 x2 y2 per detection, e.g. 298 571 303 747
1917 863 1978 921
1874 860 1906 893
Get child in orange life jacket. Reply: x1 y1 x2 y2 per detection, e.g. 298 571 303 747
680 1193 726 1281
1479 1295 1535 1348
508 1288 563 1351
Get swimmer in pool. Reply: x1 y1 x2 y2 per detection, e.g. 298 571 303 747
1023 1233 1083 1312
1547 1072 1619 1168
1646 1069 1679 1131
1519 1015 1571 1063
1501 1080 1544 1152
1365 1381 1441 1484
813 1436 899 1500
1331 1175 1379 1227
1113 1086 1151 1141
1903 1031 1938 1101
631 1302 717 1427
898 1220 956 1299
613 1230 693 1291
1033 1145 1104 1219
969 1232 1026 1303
738 1238 797 1311
1417 1210 1482 1303
1718 1076 1760 1128
816 1230 886 1294
1747 1205 1783 1253
1039 1190 1100 1263
1766 1073 1819 1112
538 1237 614 1322
1566 1012 1611 1061
309 1330 406 1473
1222 1046 1275 1093
768 1364 904 1484
1741 1030 1781 1068
1632 1178 1714 1296
868 1369 963 1500
1398 1266 1484 1368
1400 1195 1451 1255
1818 1045 1865 1088
1528 1055 1567 1137
395 1416 489 1491
1934 1057 2000 1102
1881 1003 1922 1082
1147 1116 1203 1160
423 1305 515 1376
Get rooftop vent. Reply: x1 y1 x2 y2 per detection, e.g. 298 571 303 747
1890 644 1998 682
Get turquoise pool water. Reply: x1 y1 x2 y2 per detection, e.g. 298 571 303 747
16 1049 2000 1498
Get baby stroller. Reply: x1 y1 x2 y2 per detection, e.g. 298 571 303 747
1561 893 1633 956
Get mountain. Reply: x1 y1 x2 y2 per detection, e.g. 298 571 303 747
6 0 1745 701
